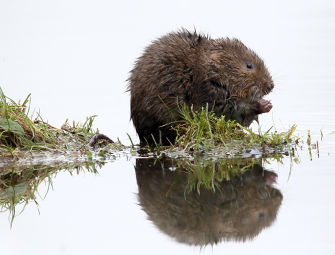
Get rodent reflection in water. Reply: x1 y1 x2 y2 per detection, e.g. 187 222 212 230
135 158 282 246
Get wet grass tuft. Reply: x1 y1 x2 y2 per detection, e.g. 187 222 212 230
0 87 55 153
158 104 300 157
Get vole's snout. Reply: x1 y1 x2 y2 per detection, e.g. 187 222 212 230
264 83 274 95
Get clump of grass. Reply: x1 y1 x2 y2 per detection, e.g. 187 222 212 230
0 88 123 159
169 104 299 154
0 87 55 155
61 115 97 138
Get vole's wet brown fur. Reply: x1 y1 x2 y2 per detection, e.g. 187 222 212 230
128 29 274 145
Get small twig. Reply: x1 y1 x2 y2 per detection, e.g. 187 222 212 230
34 120 58 130
61 125 75 134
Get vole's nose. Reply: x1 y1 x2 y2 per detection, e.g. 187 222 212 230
269 84 274 90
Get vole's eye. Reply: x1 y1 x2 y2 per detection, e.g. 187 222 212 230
246 63 253 69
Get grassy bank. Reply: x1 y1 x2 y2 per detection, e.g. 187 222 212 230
0 87 123 159
0 87 301 161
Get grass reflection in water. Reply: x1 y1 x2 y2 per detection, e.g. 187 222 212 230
0 160 103 228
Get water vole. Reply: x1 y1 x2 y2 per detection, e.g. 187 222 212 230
128 29 274 145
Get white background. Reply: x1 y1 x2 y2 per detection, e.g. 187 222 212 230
0 1 335 254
